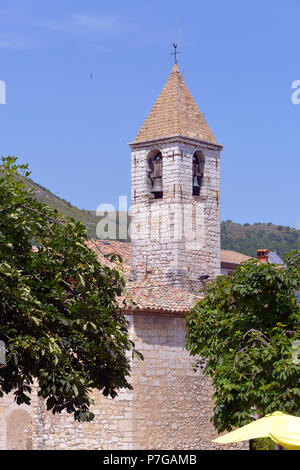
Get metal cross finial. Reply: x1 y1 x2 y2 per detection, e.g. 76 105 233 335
171 43 180 64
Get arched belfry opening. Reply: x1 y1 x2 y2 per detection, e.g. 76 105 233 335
147 149 163 199
192 151 204 197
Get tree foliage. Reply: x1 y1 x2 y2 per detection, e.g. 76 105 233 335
0 156 140 422
185 253 300 433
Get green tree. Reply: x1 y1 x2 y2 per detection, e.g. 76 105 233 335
0 156 141 422
185 253 300 434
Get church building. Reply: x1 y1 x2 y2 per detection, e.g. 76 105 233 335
0 63 247 450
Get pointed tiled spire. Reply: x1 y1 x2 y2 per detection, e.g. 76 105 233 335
134 64 217 144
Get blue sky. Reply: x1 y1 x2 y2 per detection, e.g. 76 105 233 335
0 0 299 228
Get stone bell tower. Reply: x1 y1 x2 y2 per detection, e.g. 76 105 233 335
129 64 223 293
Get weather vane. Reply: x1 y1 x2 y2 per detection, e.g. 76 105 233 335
171 43 180 64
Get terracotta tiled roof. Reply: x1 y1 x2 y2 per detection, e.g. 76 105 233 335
220 249 252 265
86 240 200 312
134 64 218 144
33 242 251 312
122 281 202 314
86 241 251 313
88 241 252 269
86 239 131 276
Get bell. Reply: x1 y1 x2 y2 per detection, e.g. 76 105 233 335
193 176 200 188
151 177 163 193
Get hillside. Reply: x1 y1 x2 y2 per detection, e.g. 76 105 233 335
24 177 300 258
221 220 300 259
23 177 100 237
23 177 128 239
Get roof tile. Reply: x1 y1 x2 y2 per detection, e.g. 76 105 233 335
134 64 218 144
86 241 251 313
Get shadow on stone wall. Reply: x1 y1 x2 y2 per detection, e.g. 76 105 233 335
6 409 32 450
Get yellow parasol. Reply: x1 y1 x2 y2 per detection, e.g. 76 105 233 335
213 411 300 450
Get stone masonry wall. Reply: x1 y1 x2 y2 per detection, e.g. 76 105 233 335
0 391 33 450
130 312 246 450
130 137 221 293
30 388 134 450
0 318 136 451
29 315 136 450
0 312 248 450
130 312 218 449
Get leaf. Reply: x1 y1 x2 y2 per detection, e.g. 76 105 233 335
78 273 85 287
31 316 40 327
